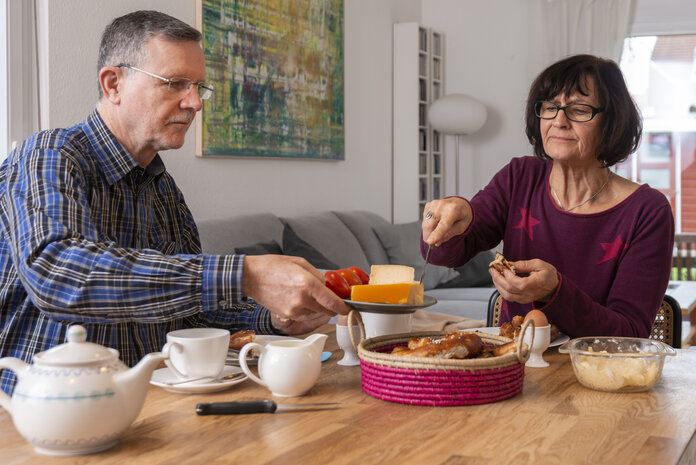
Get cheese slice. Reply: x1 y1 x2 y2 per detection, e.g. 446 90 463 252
369 265 415 284
350 282 424 305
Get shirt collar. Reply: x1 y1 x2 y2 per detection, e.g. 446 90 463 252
80 108 166 184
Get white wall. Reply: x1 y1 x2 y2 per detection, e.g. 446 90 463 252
40 0 419 222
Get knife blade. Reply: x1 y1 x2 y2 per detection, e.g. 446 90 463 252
195 400 340 415
419 244 433 284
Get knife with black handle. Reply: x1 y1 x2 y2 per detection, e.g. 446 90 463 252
195 400 339 415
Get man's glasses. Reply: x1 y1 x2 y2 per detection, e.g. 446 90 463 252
117 64 214 100
534 100 603 122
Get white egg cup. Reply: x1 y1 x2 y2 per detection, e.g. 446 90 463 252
336 324 361 366
524 324 550 368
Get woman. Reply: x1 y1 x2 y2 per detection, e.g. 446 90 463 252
421 54 674 338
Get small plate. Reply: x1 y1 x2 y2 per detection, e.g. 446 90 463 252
227 335 300 366
150 365 246 394
467 327 569 349
343 295 437 314
549 333 569 348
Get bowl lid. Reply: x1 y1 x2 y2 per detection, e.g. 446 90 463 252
33 325 118 366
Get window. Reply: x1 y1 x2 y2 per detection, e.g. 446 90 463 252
619 34 696 234
0 0 8 158
1 0 40 163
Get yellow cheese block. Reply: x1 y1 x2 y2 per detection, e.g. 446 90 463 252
350 282 424 305
369 265 415 284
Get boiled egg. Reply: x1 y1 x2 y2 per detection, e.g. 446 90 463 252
524 309 549 328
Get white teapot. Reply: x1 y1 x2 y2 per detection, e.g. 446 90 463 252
0 325 170 456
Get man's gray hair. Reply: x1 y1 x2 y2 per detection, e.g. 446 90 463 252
97 10 202 97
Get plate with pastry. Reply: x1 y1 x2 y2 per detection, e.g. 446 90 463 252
342 264 437 313
469 325 568 349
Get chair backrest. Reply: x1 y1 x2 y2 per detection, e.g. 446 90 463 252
652 295 682 348
485 290 682 348
487 290 502 327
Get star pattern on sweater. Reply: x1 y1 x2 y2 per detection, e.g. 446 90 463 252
514 207 540 240
598 235 628 264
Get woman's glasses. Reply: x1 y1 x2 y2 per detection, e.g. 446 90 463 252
535 100 603 122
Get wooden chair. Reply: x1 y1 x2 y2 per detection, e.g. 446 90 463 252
486 290 682 348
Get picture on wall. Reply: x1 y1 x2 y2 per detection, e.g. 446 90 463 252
196 0 345 160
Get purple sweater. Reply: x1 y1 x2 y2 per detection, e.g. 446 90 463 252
424 156 675 338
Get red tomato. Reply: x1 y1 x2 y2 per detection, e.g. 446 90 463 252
337 268 362 287
324 270 351 299
348 266 370 284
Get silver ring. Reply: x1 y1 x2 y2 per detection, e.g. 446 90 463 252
425 211 434 220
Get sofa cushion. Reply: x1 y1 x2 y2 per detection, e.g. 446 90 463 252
283 212 370 271
332 211 390 266
372 221 459 290
282 224 339 269
438 250 495 288
197 213 284 255
234 240 283 256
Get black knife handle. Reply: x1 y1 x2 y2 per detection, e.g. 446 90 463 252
196 400 278 415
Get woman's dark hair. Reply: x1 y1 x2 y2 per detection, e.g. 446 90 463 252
525 54 642 167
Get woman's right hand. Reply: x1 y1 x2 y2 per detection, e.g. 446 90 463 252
421 198 473 246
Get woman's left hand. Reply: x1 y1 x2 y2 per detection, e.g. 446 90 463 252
490 258 559 305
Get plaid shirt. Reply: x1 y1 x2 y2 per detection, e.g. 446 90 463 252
0 109 274 394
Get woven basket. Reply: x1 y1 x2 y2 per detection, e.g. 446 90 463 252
347 311 534 406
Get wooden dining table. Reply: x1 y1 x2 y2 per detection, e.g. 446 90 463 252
2 326 696 465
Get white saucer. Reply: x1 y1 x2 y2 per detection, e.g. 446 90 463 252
150 365 246 394
227 335 299 366
467 327 569 350
549 333 570 347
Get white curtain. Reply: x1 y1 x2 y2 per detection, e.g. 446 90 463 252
540 0 635 65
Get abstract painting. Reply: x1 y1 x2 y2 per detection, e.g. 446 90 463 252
196 0 344 159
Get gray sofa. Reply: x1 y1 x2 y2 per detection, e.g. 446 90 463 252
196 210 495 322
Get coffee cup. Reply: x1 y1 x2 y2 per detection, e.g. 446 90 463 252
164 328 230 382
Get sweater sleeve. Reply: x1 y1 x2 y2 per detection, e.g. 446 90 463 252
423 162 515 267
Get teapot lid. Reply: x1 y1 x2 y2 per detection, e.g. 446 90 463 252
34 325 118 366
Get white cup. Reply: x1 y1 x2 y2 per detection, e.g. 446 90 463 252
164 328 230 382
336 324 361 366
524 325 550 368
359 312 413 339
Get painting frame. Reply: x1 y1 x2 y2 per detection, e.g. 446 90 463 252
195 0 345 160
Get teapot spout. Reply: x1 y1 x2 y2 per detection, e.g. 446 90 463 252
113 350 169 425
303 333 328 354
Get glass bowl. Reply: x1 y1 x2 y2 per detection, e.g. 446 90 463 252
558 337 676 393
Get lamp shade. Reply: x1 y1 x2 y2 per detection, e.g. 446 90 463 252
428 94 487 135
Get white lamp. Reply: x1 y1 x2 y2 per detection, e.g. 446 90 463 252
428 94 487 195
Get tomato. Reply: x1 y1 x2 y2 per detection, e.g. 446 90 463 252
337 268 362 287
324 270 351 299
347 266 370 284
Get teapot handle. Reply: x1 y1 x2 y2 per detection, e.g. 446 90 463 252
0 357 29 413
238 342 266 387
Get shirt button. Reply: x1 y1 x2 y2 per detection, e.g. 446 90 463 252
219 300 228 309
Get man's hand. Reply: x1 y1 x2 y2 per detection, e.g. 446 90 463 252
490 258 559 304
242 255 350 334
422 198 473 246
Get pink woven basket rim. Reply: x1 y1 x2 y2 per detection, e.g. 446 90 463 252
361 379 523 406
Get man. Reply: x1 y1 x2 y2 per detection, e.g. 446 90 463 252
0 10 348 394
